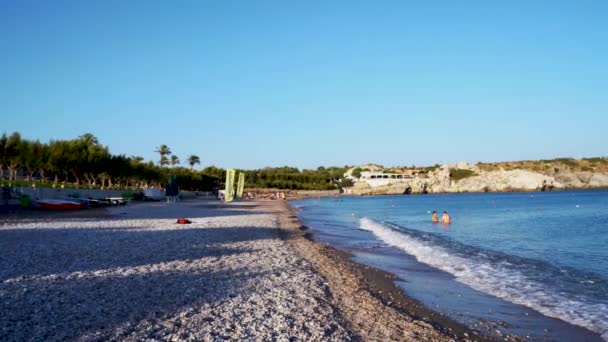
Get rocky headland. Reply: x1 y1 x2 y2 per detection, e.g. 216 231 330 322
348 161 608 196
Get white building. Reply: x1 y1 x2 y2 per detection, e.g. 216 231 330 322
354 171 417 187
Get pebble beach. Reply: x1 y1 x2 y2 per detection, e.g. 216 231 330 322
0 199 459 341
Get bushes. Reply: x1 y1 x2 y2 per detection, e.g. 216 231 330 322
555 158 577 168
423 164 441 172
450 168 478 181
242 166 349 190
582 157 607 164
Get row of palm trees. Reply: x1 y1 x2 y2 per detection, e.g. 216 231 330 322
154 144 200 169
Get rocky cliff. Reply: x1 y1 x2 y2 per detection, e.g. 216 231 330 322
349 163 608 195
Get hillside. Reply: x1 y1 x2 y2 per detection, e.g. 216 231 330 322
346 157 608 195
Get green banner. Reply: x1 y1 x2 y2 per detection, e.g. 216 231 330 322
225 168 236 202
236 172 245 198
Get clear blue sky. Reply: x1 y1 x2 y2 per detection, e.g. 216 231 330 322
1 1 606 169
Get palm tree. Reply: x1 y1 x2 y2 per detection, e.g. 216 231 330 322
170 155 180 167
155 144 171 167
187 154 200 169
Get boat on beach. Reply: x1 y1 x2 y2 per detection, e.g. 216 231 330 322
36 199 87 211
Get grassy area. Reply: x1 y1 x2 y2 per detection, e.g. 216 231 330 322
450 169 478 181
476 157 608 174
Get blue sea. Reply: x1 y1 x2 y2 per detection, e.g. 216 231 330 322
292 190 608 341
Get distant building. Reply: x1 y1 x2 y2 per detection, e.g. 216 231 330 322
347 171 419 187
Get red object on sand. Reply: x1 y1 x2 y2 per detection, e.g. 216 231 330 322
176 218 192 224
37 199 86 211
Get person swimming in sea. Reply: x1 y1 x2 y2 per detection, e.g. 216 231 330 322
431 211 439 223
441 211 451 224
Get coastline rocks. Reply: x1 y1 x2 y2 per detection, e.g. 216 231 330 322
587 173 608 187
455 170 563 192
553 170 608 188
348 161 608 195
554 171 585 188
575 171 594 184
427 166 452 192
425 167 564 193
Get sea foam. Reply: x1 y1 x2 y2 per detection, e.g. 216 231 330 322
359 217 608 340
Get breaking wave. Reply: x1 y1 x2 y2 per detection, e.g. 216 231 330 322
359 217 608 340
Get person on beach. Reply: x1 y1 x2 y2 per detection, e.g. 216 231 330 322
441 211 451 224
431 211 439 223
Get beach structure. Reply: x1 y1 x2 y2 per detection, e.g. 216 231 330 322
236 172 245 199
165 175 179 202
224 168 236 202
144 188 165 201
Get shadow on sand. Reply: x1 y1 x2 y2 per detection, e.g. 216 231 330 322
0 225 278 340
0 226 277 280
0 203 271 224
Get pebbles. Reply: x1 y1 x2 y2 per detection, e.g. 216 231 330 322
0 201 352 341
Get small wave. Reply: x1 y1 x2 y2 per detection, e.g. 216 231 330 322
359 217 608 339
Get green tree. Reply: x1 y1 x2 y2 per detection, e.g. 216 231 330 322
0 133 7 179
5 132 23 180
48 140 70 184
79 133 99 145
202 165 226 179
187 154 200 169
131 156 144 164
155 144 171 167
170 155 180 167
76 133 109 186
23 140 49 181
0 132 221 191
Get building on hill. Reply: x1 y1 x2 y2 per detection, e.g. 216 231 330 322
346 171 420 187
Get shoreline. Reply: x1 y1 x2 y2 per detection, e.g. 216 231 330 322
284 195 606 341
272 200 495 341
1 198 476 341
5 198 601 340
318 187 608 198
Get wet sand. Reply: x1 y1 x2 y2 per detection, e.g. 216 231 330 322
274 200 489 342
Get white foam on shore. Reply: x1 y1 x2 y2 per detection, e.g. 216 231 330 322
359 217 608 340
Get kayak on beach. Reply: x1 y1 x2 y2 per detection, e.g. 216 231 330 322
36 199 87 211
